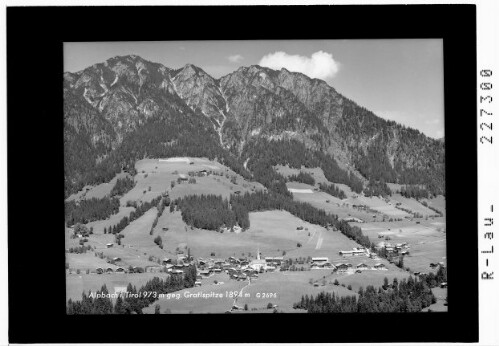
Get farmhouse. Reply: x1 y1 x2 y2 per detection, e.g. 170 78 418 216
374 263 387 270
265 257 284 265
356 263 369 270
96 267 104 274
311 257 329 266
178 174 188 181
199 270 211 277
335 263 350 272
339 248 365 257
115 267 125 273
106 243 114 248
342 217 364 223
162 258 172 265
106 267 114 273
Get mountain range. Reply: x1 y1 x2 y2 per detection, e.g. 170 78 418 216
64 55 445 197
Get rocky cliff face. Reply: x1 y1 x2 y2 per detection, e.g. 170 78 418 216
64 55 445 195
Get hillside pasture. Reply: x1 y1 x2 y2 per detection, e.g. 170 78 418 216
354 219 446 274
420 195 446 216
66 252 120 272
389 194 439 217
157 210 313 259
66 172 129 202
274 165 329 185
119 207 168 259
289 190 385 222
347 195 410 218
333 268 412 292
121 158 263 204
84 206 135 235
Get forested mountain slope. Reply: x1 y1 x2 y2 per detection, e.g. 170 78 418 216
64 55 445 197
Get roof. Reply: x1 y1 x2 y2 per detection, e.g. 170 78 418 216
312 257 329 261
336 263 349 267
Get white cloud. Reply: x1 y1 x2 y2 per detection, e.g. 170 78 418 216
258 50 340 80
228 54 244 63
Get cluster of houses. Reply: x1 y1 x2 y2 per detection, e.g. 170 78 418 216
376 241 410 255
193 253 285 284
310 257 387 272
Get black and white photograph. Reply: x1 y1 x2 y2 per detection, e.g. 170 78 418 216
64 40 447 314
6 3 490 344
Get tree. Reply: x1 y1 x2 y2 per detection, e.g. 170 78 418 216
383 277 389 289
154 304 161 314
154 235 163 247
244 304 248 311
397 256 404 269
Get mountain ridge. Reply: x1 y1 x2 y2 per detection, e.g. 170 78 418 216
64 54 445 197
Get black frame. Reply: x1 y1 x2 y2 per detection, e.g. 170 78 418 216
7 5 477 343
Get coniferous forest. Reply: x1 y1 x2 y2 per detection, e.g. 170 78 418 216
294 274 442 313
110 176 136 197
318 182 347 199
65 197 120 226
288 171 315 185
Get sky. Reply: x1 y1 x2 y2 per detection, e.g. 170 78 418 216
64 40 444 139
